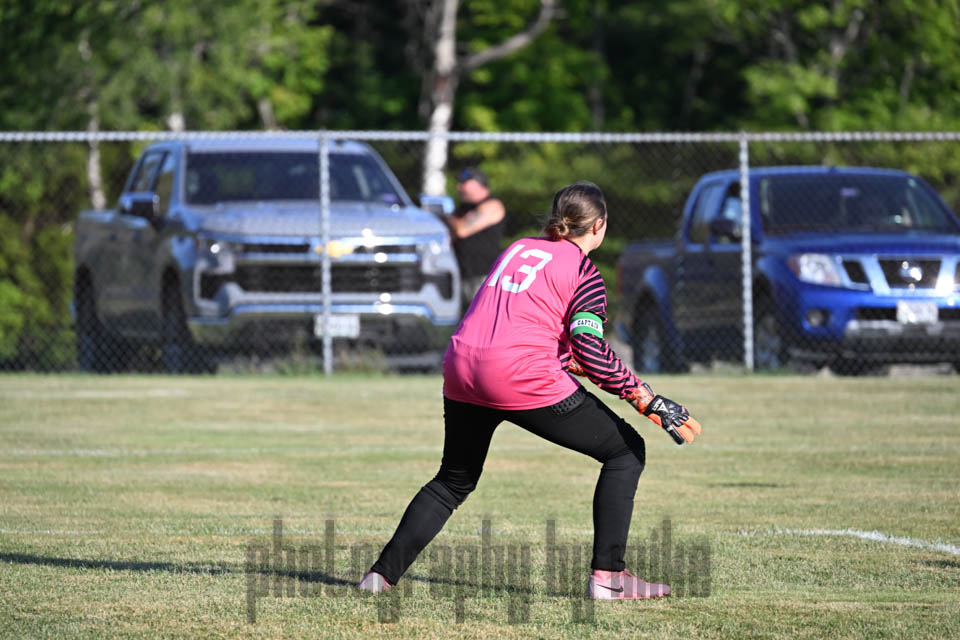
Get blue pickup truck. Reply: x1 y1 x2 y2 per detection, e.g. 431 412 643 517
616 166 960 374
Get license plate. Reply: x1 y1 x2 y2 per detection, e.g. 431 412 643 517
313 314 360 338
896 301 938 325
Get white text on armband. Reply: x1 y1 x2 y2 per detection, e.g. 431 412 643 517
570 312 603 338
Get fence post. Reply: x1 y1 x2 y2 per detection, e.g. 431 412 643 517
319 132 333 376
739 134 754 372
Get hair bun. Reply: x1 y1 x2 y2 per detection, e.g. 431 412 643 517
542 181 607 241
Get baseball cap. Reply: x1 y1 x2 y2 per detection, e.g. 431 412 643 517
455 167 488 186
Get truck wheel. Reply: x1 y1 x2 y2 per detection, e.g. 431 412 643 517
633 304 687 374
76 276 107 372
828 360 889 376
753 297 787 371
162 283 214 374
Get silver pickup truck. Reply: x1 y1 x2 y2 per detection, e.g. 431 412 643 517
73 138 460 372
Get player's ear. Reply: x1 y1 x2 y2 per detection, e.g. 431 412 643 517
593 215 606 234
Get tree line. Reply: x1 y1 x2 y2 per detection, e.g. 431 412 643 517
6 1 957 136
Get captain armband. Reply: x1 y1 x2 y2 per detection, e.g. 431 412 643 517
570 312 604 339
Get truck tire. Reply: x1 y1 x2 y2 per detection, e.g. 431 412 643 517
162 282 214 374
828 360 889 376
76 275 108 372
632 303 687 374
753 296 787 371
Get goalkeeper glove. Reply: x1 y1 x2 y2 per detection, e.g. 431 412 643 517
560 352 586 377
565 358 586 377
624 383 702 445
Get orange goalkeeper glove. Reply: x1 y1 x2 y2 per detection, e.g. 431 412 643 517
565 359 586 377
625 383 702 445
560 351 586 377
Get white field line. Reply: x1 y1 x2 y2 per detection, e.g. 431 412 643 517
738 527 960 556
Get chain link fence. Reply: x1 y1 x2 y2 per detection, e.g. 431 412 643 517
1 130 959 375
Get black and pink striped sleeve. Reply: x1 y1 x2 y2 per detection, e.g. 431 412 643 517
565 254 643 399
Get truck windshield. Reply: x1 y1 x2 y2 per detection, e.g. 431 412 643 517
184 152 404 206
759 174 960 235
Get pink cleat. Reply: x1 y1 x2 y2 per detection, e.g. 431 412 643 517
358 571 392 593
587 569 670 600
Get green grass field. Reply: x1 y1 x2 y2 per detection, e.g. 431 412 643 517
1 373 958 639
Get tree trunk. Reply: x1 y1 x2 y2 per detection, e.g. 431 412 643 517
681 42 708 127
421 0 459 197
78 30 106 210
420 0 557 196
899 58 915 102
258 97 279 130
167 110 186 132
588 3 605 129
86 103 106 210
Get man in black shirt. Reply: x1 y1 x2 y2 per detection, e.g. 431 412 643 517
444 168 506 310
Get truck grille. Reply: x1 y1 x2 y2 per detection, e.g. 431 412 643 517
240 242 310 254
878 259 940 288
842 260 868 284
855 307 896 321
353 244 418 254
240 265 423 293
201 264 428 295
236 243 418 255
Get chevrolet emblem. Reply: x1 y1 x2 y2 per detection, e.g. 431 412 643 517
315 241 354 258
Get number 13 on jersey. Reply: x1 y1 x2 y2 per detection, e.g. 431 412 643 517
486 244 553 293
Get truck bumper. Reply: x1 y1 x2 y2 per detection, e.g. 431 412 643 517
778 284 960 363
839 320 960 362
188 303 457 352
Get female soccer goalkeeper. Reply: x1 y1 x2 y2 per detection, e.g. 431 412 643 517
360 181 701 599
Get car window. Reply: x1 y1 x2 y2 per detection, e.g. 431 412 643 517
720 181 742 222
711 182 742 245
330 156 402 204
131 152 164 192
154 153 175 215
720 197 741 221
761 174 959 234
184 152 404 205
688 182 723 244
904 177 950 228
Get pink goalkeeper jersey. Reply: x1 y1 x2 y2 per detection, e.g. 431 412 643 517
443 236 642 410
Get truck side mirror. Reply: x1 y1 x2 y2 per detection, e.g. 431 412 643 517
119 193 160 224
709 217 741 242
419 194 455 217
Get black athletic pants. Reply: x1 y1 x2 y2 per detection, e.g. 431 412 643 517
370 388 646 585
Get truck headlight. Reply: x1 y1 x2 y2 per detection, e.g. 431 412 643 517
426 235 451 255
787 253 843 286
420 235 452 271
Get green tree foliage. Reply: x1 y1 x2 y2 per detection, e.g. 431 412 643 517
456 0 597 132
0 145 84 367
0 0 332 368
